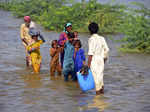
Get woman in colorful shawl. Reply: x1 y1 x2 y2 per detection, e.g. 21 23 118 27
58 23 72 68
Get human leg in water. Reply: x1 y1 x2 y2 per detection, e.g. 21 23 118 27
26 56 30 67
63 69 70 81
60 51 64 68
64 72 69 81
25 47 32 67
96 86 104 95
50 63 56 76
71 71 77 81
26 56 32 67
56 63 62 76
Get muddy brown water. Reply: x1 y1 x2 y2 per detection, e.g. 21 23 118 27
0 10 150 112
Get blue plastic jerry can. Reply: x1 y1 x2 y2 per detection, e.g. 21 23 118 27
77 69 95 92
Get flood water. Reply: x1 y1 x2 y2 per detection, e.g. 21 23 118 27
0 10 150 112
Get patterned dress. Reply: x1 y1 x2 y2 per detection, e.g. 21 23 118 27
27 40 43 73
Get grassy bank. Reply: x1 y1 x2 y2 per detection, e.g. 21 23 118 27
0 0 150 53
119 2 150 53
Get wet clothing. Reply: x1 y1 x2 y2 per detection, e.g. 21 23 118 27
74 48 86 73
63 41 75 81
27 40 44 73
50 48 62 76
58 32 68 67
88 34 109 91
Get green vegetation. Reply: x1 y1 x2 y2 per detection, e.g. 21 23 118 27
0 0 150 53
0 0 127 33
119 2 150 53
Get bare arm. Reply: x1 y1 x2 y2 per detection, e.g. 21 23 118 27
50 48 57 57
39 34 45 43
88 55 93 68
22 38 28 46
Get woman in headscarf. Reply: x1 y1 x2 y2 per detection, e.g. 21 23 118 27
58 23 72 68
20 16 36 67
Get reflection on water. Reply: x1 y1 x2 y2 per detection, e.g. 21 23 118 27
88 95 109 111
22 74 42 89
79 95 109 112
0 10 150 112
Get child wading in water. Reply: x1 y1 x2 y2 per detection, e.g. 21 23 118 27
63 32 75 81
27 28 45 73
73 40 86 80
50 40 62 76
88 22 109 95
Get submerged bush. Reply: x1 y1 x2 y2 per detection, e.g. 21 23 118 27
119 2 150 53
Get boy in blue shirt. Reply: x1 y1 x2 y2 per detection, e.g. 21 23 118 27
73 40 86 79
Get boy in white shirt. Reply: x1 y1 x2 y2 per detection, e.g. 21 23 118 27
88 22 109 95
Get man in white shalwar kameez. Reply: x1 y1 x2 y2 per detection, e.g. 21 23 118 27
88 22 109 95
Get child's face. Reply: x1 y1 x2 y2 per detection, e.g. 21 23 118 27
25 21 30 27
53 42 58 48
32 36 38 41
74 32 78 38
74 43 80 48
66 26 72 32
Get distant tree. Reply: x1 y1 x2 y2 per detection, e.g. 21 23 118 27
89 0 97 3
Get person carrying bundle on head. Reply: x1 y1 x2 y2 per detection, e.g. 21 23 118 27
27 28 45 73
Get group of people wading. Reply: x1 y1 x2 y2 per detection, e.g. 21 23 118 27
20 16 109 95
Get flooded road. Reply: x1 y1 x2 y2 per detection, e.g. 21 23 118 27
0 10 150 112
